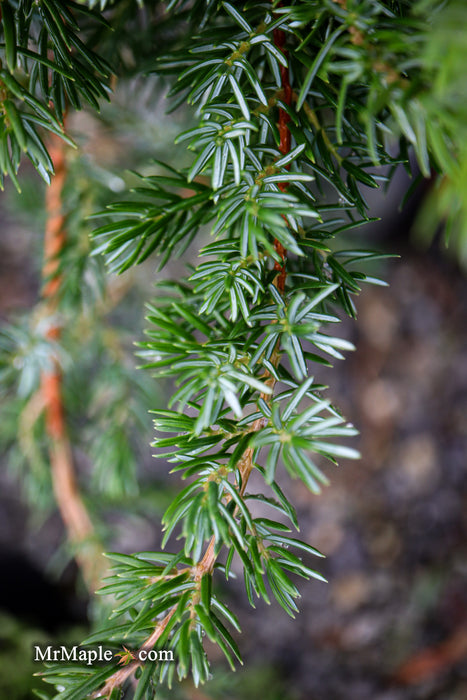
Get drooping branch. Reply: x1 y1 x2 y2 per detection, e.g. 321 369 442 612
94 10 294 700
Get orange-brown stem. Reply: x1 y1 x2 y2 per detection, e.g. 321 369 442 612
43 134 67 300
41 131 103 593
273 17 292 295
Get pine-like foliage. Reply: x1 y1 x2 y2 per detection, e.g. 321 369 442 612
1 1 466 698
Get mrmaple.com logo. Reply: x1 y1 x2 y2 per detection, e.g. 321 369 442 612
33 644 174 666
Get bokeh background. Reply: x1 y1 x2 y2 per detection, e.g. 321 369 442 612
0 89 466 700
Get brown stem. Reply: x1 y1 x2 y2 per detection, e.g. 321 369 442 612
42 134 67 301
41 131 104 593
272 15 292 295
94 607 179 697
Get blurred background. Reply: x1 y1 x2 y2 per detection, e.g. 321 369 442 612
0 82 466 700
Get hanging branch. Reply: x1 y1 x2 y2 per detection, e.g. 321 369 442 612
45 4 364 697
91 13 296 700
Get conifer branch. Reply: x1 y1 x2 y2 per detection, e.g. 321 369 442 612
93 14 296 696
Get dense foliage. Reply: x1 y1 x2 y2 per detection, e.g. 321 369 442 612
1 1 466 698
